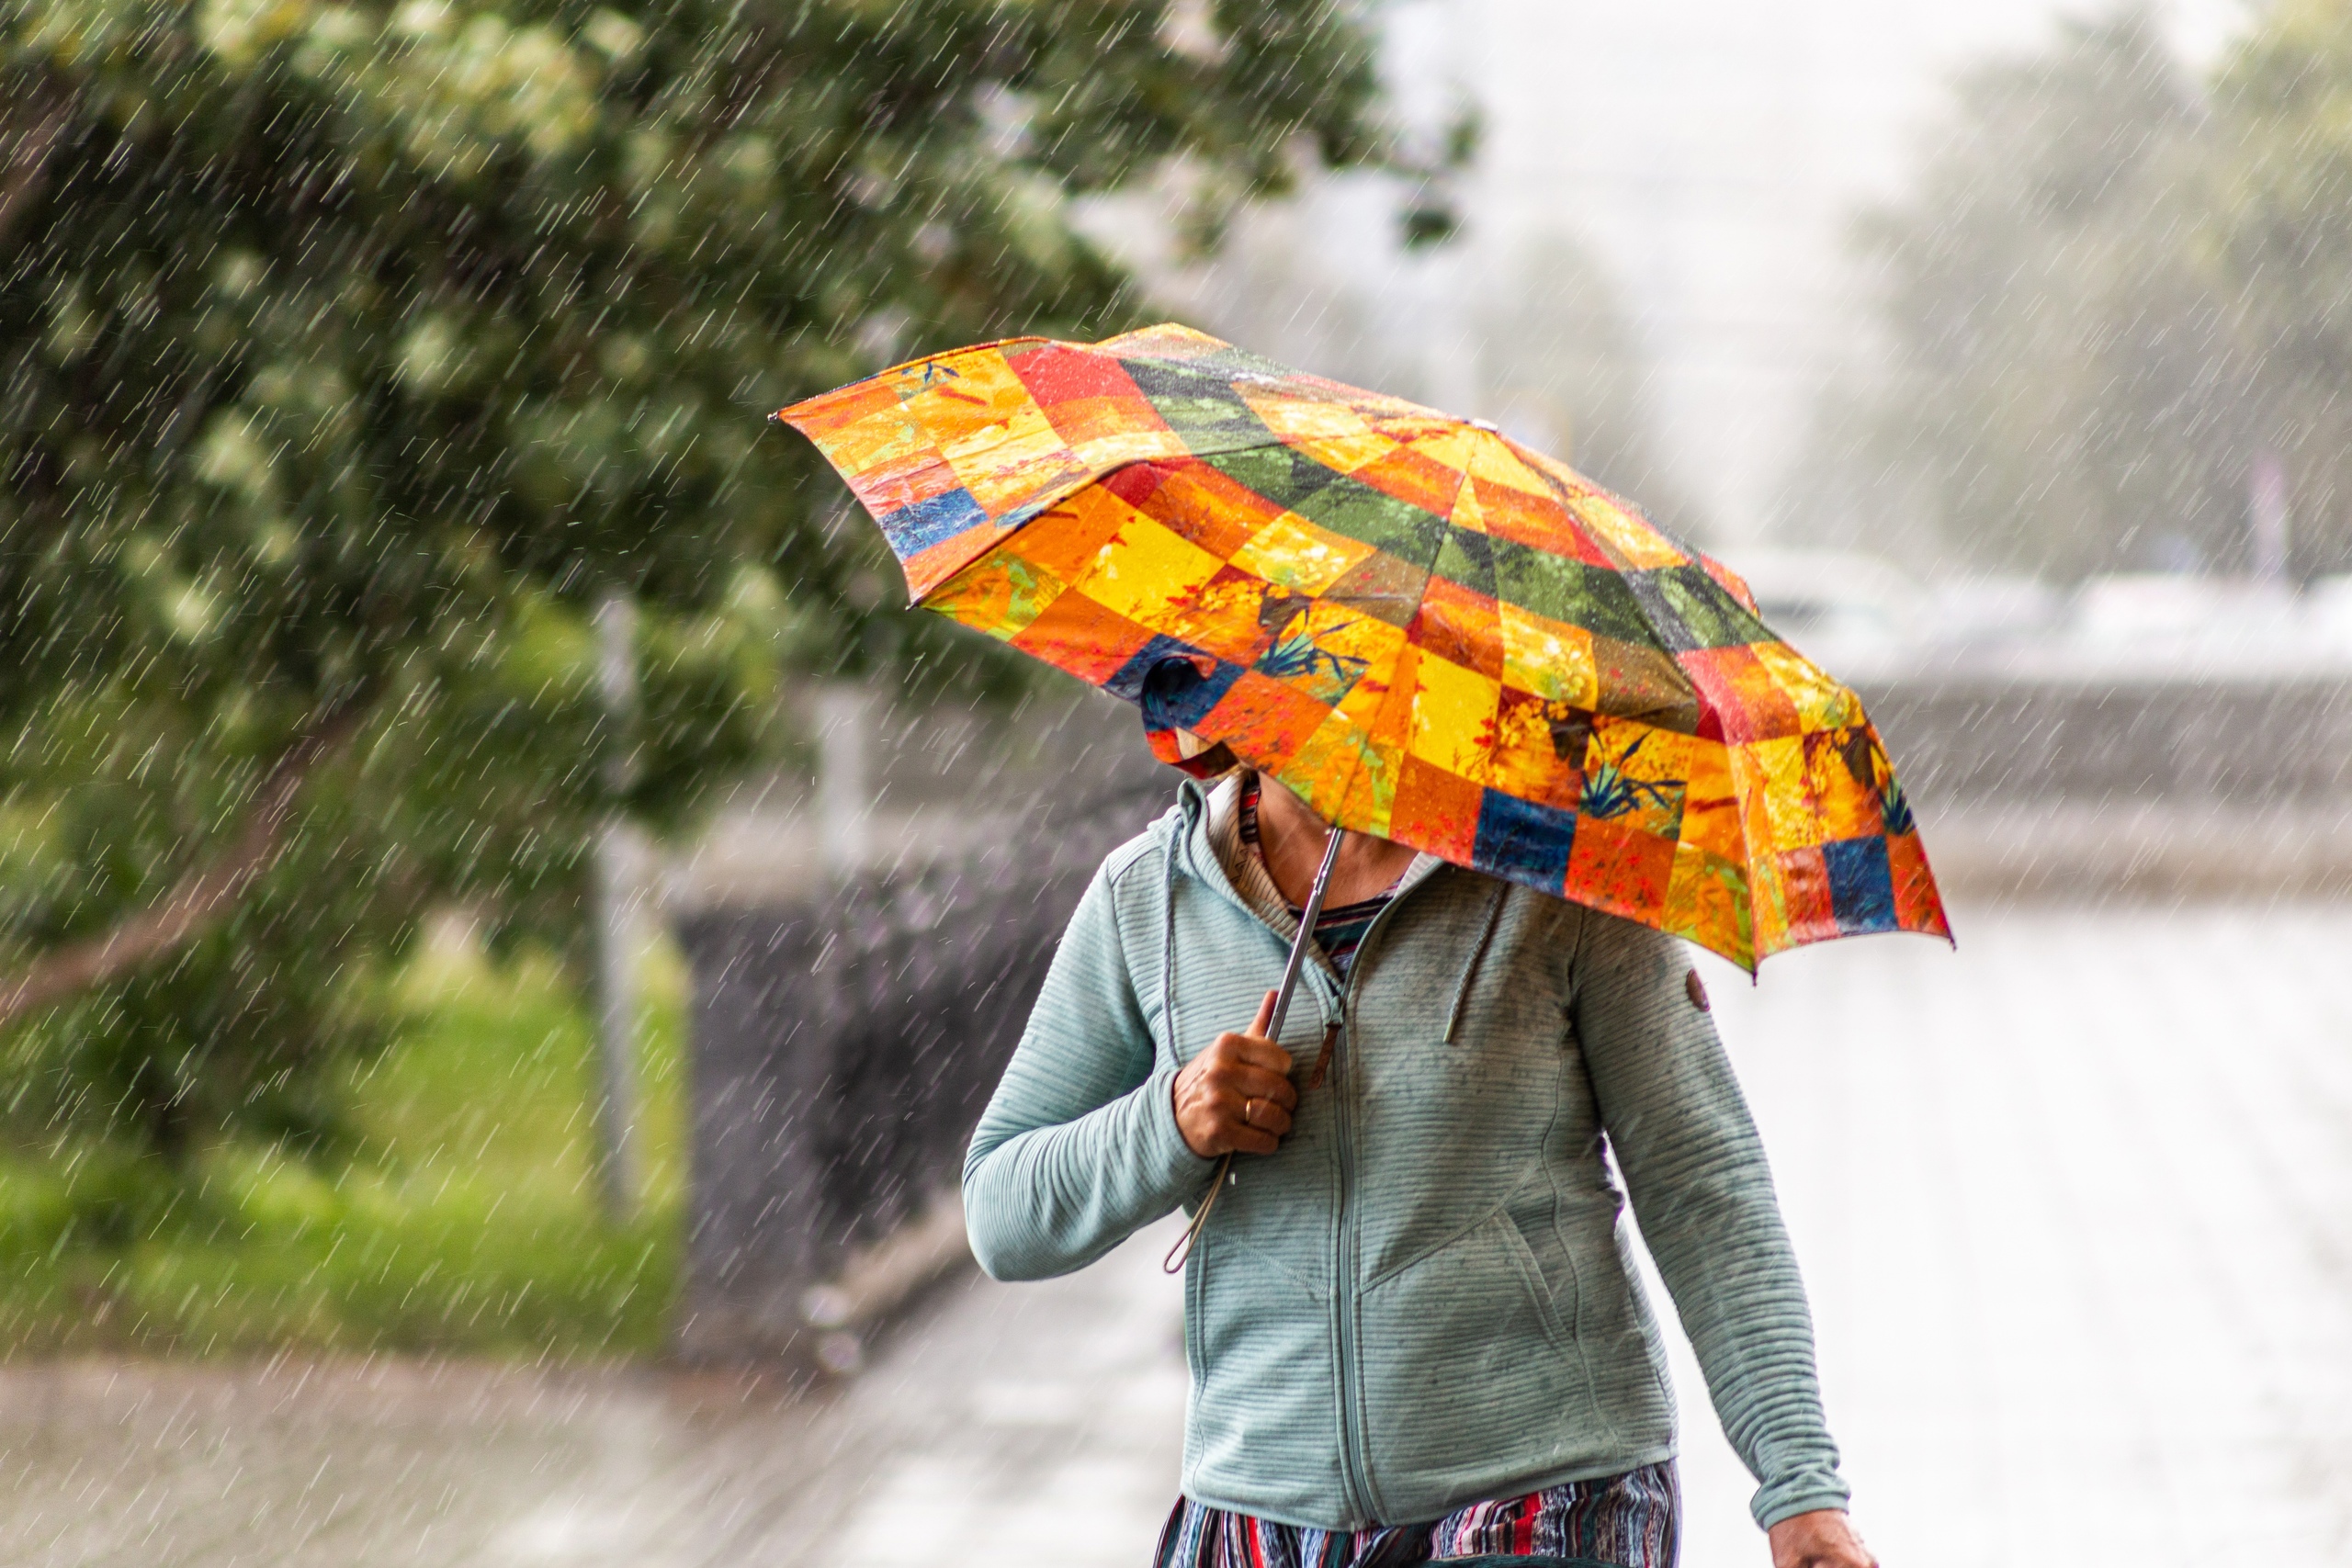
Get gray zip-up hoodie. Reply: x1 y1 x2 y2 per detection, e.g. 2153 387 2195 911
963 777 1849 1532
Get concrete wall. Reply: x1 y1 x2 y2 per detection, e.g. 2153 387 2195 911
1864 671 2352 810
1864 669 2352 897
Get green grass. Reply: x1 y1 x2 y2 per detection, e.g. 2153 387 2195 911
0 937 688 1358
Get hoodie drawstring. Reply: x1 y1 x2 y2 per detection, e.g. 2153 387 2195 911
1159 825 1182 1065
1442 882 1510 1044
1161 816 1225 1275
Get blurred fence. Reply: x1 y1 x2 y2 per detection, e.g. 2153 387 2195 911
668 666 2352 1363
671 726 1168 1366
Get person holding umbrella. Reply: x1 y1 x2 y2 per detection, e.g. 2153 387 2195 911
776 326 1941 1568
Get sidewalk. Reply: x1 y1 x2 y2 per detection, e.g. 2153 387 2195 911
1 902 2346 1567
1684 901 2352 1566
0 1235 1185 1568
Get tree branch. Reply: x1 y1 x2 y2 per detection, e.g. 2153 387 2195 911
0 710 367 1030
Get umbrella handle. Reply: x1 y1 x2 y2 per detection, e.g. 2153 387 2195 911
1163 823 1345 1275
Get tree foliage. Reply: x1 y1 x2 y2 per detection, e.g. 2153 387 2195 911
2207 0 2352 567
0 0 1394 1152
1804 5 2352 581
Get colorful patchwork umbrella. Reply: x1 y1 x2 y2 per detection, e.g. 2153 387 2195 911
775 323 1947 972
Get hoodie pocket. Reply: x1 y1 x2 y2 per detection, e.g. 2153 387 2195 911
1356 1207 1617 1509
1182 1224 1348 1516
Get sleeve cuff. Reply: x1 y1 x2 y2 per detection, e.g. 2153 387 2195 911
1752 1477 1854 1531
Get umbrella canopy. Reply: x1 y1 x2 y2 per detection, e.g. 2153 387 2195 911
776 323 1947 970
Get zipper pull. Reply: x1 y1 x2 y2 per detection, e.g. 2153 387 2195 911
1303 1020 1339 1092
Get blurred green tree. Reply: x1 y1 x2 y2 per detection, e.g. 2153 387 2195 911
0 0 1399 1155
2204 0 2352 579
1804 12 2258 580
1801 5 2352 582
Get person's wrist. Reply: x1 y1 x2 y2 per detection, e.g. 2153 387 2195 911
1170 1070 1194 1156
1766 1508 1874 1568
1169 1064 1213 1160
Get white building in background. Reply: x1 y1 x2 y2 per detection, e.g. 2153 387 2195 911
1140 0 2247 549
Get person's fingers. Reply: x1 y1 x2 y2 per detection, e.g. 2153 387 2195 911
1219 1119 1281 1156
1212 1031 1294 1078
1174 1004 1316 1156
1240 1098 1294 1137
1223 1081 1298 1128
1219 1064 1297 1109
1197 1051 1295 1114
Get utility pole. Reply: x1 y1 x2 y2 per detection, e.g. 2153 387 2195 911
813 683 874 876
592 592 641 1221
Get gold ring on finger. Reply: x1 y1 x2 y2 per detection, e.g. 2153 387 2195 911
1243 1098 1259 1128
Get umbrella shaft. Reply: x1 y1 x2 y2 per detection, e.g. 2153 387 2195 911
1161 822 1345 1278
1267 826 1345 1043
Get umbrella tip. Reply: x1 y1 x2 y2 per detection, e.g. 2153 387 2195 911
1466 417 1498 434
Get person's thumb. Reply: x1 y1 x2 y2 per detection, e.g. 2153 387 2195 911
1249 988 1278 1039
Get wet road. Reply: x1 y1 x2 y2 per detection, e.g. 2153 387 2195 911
4 902 2348 1567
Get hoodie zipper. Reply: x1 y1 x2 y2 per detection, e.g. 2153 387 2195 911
1328 881 1423 1528
1168 798 1382 1518
1329 976 1373 1525
1162 785 1443 1528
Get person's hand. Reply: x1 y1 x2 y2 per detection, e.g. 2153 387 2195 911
1172 990 1296 1157
1768 1510 1876 1568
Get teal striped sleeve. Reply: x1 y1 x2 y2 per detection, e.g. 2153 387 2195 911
1571 910 1852 1531
963 852 1217 1282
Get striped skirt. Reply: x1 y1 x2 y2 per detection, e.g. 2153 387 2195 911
1152 1461 1679 1568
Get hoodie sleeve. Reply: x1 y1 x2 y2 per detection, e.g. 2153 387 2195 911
1570 910 1851 1531
963 851 1218 1282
